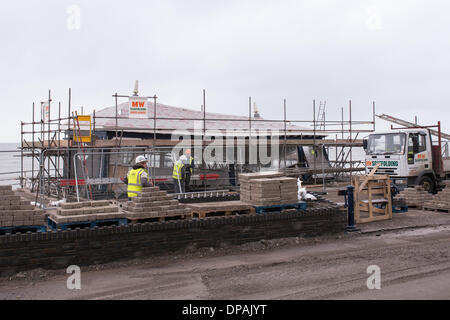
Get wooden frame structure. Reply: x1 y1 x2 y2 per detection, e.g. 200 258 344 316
352 173 392 223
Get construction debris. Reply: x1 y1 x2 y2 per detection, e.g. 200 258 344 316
49 200 123 223
0 185 46 227
122 186 192 221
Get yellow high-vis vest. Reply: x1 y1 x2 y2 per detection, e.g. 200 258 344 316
172 162 184 180
189 156 194 174
127 168 145 198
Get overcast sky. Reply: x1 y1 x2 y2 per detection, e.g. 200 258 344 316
1 0 449 143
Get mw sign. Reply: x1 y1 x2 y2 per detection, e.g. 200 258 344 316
129 97 148 119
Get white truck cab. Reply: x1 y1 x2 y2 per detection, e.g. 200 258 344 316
364 128 447 193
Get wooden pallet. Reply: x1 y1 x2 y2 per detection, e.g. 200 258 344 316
254 202 307 214
47 217 127 230
0 225 47 235
186 201 256 218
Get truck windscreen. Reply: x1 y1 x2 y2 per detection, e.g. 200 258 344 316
367 133 406 155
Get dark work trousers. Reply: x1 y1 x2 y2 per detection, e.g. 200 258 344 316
185 173 191 192
173 178 185 193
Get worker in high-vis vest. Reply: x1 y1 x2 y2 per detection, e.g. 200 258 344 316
184 149 195 192
173 155 187 193
124 155 152 199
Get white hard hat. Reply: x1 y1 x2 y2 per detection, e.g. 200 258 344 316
179 155 187 163
135 155 147 164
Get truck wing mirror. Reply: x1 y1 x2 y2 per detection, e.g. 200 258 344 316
363 139 368 150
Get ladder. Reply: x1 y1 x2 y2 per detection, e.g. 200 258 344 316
316 101 326 131
377 113 450 140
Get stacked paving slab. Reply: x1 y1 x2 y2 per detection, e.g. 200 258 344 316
278 177 300 204
49 200 123 224
122 186 192 220
239 172 298 206
0 185 46 227
394 186 433 208
422 181 450 211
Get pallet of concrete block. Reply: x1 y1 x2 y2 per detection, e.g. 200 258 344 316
239 171 299 205
48 200 126 230
122 186 192 222
249 178 282 206
423 183 450 212
394 186 433 209
278 177 299 204
0 185 46 234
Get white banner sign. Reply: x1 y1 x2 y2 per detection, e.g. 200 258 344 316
129 97 148 118
42 102 50 121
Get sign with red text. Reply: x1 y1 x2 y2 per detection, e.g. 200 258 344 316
129 97 148 118
42 102 50 121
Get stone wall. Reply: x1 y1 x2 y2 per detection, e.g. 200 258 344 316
0 206 346 276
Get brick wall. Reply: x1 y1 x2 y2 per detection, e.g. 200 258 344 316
0 206 346 276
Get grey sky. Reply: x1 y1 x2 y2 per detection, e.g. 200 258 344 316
1 0 449 142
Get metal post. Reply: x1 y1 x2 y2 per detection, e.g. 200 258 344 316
47 90 51 196
40 102 43 149
373 101 376 132
341 107 344 174
203 90 206 183
438 121 443 172
73 153 80 202
58 102 61 198
115 93 118 146
68 88 72 179
346 185 358 232
39 151 44 208
249 96 252 170
284 99 287 170
153 95 157 185
349 100 353 181
313 100 316 184
20 121 24 188
32 103 35 191
93 109 96 134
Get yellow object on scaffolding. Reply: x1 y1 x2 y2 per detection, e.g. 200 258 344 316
73 115 92 143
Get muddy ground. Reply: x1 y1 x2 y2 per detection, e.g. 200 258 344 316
1 209 450 300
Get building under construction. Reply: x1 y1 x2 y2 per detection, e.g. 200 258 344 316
18 85 375 203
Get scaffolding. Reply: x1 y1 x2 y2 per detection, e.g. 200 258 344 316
15 87 377 204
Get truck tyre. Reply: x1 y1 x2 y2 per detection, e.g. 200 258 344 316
418 176 435 193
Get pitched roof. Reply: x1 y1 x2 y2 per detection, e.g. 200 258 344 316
94 101 322 137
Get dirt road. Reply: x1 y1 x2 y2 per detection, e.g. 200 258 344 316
1 224 450 300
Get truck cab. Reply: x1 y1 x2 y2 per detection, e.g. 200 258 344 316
364 129 438 193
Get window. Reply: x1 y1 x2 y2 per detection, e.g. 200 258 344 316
419 134 427 153
407 133 427 155
367 133 406 155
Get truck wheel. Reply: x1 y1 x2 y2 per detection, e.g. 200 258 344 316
418 176 435 193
